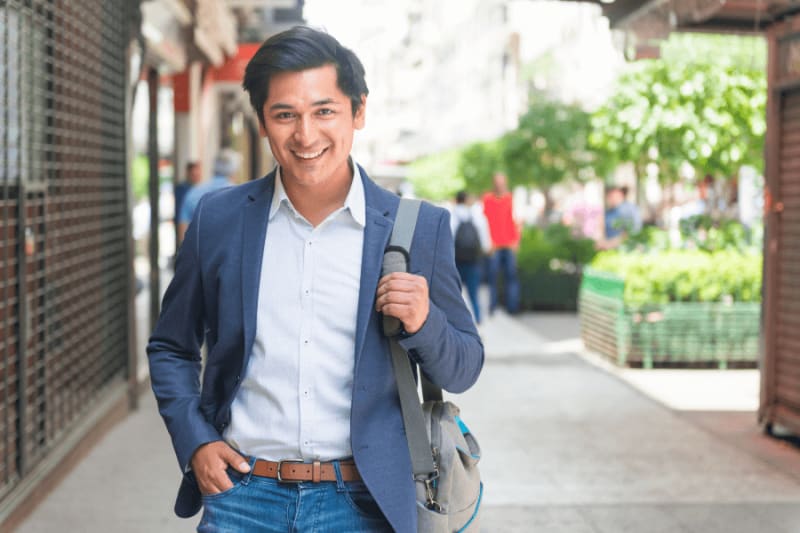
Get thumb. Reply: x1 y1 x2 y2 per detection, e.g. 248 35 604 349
225 447 250 473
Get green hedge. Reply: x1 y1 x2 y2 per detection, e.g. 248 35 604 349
517 224 596 275
515 224 597 310
579 268 760 368
590 249 762 306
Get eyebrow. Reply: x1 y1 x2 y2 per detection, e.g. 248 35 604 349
268 98 341 112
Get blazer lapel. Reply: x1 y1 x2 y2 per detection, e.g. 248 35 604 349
353 169 398 368
241 172 276 356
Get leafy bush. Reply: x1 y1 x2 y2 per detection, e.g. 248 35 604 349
590 249 761 305
517 224 597 275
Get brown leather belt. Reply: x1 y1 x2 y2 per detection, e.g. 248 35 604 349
252 459 361 483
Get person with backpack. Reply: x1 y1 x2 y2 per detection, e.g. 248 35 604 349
451 190 491 324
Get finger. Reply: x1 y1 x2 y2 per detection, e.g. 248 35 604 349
380 303 414 320
378 279 421 297
379 272 426 287
224 448 250 473
203 471 234 495
377 291 417 312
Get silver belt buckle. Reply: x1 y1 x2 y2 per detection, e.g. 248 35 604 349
276 459 304 483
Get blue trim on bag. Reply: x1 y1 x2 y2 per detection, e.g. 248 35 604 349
456 482 483 532
454 415 469 435
456 445 481 460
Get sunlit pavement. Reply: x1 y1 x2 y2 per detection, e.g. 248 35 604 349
15 301 800 532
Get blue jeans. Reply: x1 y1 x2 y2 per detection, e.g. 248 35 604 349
197 461 392 532
457 261 482 324
487 247 519 314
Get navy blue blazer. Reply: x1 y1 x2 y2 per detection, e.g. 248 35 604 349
147 166 484 532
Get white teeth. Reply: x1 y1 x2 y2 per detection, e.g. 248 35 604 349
295 149 324 159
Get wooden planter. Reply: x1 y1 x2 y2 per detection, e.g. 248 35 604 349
579 269 760 369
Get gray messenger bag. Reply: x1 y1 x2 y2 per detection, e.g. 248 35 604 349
382 199 483 532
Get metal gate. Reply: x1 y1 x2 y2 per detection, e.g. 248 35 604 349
761 18 800 434
0 0 133 503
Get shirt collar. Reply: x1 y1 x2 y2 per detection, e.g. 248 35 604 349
269 159 366 227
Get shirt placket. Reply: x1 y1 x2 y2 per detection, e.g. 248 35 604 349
298 223 315 458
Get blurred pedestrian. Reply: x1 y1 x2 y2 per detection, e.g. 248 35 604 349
482 172 521 315
174 161 202 246
147 26 483 533
600 185 641 249
176 150 238 243
451 190 491 324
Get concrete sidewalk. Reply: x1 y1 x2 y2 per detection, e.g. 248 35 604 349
16 311 800 532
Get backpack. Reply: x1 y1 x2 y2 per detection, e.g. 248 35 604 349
454 217 482 263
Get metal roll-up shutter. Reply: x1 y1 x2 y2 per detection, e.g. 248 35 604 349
774 89 800 428
0 0 132 502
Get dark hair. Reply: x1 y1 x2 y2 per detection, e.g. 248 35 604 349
456 190 468 204
186 161 198 172
242 26 368 127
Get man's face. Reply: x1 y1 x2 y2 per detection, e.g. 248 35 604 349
493 173 508 194
260 64 365 191
606 189 623 207
189 165 202 185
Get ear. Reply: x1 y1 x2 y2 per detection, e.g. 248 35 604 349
354 95 367 130
258 119 267 137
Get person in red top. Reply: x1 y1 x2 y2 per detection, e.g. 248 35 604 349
482 172 521 315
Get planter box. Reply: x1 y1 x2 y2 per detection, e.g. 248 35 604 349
518 270 581 311
579 268 760 369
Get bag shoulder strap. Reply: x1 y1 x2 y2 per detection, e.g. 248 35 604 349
385 198 438 479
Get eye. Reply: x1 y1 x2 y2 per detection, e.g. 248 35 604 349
317 108 334 116
274 112 294 120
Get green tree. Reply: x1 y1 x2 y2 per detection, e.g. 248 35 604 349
407 148 464 201
502 98 603 213
590 34 766 184
458 139 504 194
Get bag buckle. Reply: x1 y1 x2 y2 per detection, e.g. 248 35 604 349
276 459 305 484
416 469 441 511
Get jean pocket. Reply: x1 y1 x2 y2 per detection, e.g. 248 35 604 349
343 482 384 518
200 468 245 502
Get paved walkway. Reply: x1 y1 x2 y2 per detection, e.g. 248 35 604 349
16 309 800 532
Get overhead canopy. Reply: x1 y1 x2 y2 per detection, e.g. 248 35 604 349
567 0 800 41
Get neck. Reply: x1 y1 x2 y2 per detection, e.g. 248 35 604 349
283 164 354 227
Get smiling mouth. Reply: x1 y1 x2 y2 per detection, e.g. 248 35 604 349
292 148 327 160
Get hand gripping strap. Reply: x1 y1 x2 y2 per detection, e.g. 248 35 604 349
385 198 439 478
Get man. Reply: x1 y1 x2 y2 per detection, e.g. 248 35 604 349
174 161 202 240
176 150 237 243
451 190 491 324
482 172 521 315
148 26 483 533
601 185 641 249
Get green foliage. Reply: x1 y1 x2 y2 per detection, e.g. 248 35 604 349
459 140 504 194
503 98 604 189
591 249 762 305
517 224 597 274
621 218 759 254
590 33 766 182
407 148 464 201
131 155 150 201
677 216 759 252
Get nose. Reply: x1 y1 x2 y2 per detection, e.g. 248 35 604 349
293 115 315 145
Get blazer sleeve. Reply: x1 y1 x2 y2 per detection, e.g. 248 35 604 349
147 197 222 471
398 209 484 393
